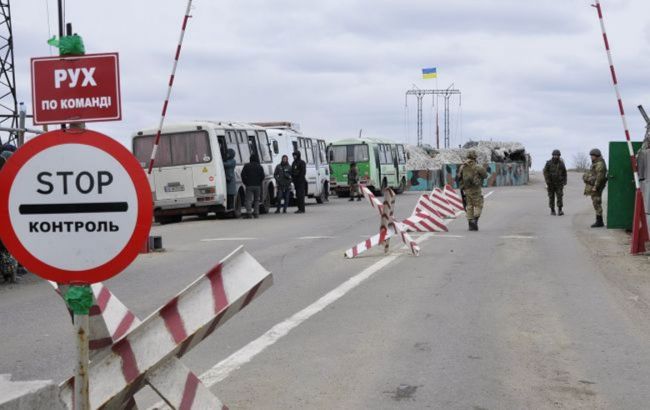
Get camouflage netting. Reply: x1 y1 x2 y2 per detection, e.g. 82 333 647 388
406 140 528 171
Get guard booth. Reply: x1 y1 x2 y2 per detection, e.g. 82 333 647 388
607 141 643 229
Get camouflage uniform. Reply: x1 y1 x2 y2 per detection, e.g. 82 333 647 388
459 151 488 231
543 150 567 214
584 148 607 227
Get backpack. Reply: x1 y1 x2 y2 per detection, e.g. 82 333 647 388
461 163 479 189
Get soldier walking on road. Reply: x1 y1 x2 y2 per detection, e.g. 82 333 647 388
583 148 608 228
292 151 307 214
543 149 567 215
348 162 362 201
241 154 265 219
459 150 488 231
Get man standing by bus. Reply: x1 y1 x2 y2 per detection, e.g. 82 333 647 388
292 151 307 214
241 154 265 219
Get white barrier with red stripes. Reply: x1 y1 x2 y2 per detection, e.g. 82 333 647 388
443 184 464 212
430 188 456 218
345 188 419 258
360 185 383 214
58 247 272 409
147 0 194 174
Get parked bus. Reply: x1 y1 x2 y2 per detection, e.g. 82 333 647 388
254 122 330 204
327 137 407 196
132 121 274 223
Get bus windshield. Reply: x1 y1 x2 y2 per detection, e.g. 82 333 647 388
133 131 212 168
329 144 369 163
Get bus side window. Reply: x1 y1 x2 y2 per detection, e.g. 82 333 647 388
292 141 298 153
256 131 272 163
305 139 315 164
217 135 227 160
238 131 251 162
226 131 242 164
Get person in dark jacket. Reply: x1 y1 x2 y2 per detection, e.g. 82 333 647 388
274 155 292 214
348 162 361 201
241 154 265 219
223 148 237 210
543 149 567 215
291 151 307 214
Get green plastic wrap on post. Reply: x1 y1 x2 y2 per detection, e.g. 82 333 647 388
47 35 86 56
64 285 93 315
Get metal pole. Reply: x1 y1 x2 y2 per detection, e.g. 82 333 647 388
444 95 450 149
148 0 193 174
57 0 64 38
592 0 640 189
17 102 25 146
416 94 423 147
74 313 90 410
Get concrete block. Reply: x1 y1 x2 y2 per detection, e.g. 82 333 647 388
0 375 66 410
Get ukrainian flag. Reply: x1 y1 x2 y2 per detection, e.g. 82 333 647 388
422 67 437 79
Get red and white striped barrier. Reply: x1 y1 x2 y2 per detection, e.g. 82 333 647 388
443 184 464 212
430 188 456 218
361 185 384 213
147 0 194 174
402 195 448 233
345 188 419 258
51 282 141 361
57 247 272 409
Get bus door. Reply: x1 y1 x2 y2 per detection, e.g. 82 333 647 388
246 130 259 161
373 145 381 185
217 135 227 162
392 145 400 181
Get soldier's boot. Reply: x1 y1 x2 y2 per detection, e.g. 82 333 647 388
550 207 556 216
468 220 477 231
474 217 480 231
591 215 604 228
558 207 564 216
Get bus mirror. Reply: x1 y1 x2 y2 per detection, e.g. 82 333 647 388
406 152 411 160
272 140 279 154
328 150 334 162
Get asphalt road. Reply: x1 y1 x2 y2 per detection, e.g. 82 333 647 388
2 172 650 409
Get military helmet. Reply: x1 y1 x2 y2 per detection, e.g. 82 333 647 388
466 150 477 160
589 148 602 157
552 149 561 156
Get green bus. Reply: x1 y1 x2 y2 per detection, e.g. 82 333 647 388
327 138 407 196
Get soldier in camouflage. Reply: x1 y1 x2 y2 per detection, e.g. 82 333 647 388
459 150 488 231
543 149 567 215
583 148 608 227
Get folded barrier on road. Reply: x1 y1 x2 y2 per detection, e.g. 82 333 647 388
443 185 465 212
52 247 272 409
345 186 419 258
430 188 456 218
402 195 449 233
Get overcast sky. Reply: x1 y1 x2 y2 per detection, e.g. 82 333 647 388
11 0 650 169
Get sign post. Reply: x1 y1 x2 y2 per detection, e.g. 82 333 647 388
0 129 152 409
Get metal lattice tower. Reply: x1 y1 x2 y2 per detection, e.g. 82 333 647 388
0 0 17 143
406 87 461 148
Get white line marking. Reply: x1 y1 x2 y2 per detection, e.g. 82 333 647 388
201 237 257 242
187 191 499 391
500 235 536 239
199 232 434 388
298 236 335 240
433 234 465 238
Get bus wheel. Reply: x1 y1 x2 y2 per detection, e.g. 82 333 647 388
396 178 406 194
155 215 182 225
316 183 329 203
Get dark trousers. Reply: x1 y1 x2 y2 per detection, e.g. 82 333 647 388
547 185 563 209
295 181 306 212
276 187 290 211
